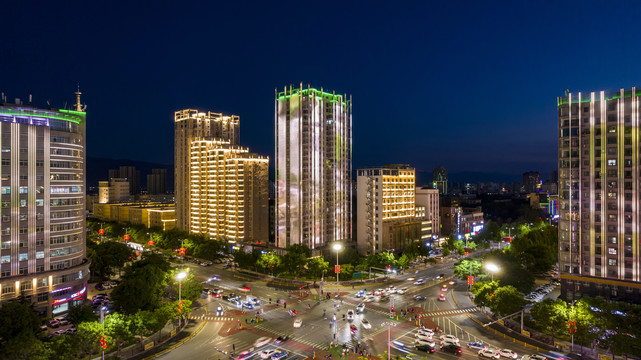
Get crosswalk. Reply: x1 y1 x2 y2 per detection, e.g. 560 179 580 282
422 307 478 318
189 315 235 321
252 322 330 351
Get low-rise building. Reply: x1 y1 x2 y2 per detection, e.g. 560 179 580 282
93 202 175 230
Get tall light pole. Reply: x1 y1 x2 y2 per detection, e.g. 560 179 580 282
332 243 343 284
382 322 396 360
485 263 499 282
176 271 187 327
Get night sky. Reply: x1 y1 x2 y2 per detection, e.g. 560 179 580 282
3 1 641 181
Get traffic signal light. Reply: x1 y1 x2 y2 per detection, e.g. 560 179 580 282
98 229 105 235
100 334 107 349
467 276 474 285
335 265 341 273
123 234 130 242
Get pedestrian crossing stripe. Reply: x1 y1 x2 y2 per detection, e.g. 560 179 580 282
189 315 235 321
252 324 329 351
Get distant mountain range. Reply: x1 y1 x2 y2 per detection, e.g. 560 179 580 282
86 157 173 191
415 170 523 186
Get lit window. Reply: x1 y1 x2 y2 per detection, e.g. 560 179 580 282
608 248 617 255
608 159 616 166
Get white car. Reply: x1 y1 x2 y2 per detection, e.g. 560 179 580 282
363 296 374 303
254 337 271 348
374 289 384 296
414 279 425 285
415 338 435 347
479 349 500 359
346 310 355 321
420 327 435 334
293 319 302 328
439 334 459 343
416 329 433 338
361 318 371 329
397 288 408 295
415 332 432 341
387 287 397 294
407 277 415 281
260 350 277 359
498 350 518 359
521 356 547 360
356 303 365 313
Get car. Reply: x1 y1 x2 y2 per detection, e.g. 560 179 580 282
363 295 374 302
293 319 302 328
235 351 255 360
250 297 261 305
418 328 434 336
439 293 446 301
201 261 213 266
448 280 456 285
350 324 358 334
441 344 463 355
216 306 224 316
416 343 436 353
414 279 425 285
208 275 222 282
374 289 383 296
520 355 547 360
355 290 366 298
415 332 433 341
40 324 48 332
416 329 433 338
55 316 69 326
260 350 277 359
499 350 518 359
346 310 355 321
397 288 408 295
439 334 459 343
223 264 232 270
356 303 365 313
441 285 448 292
415 338 435 346
202 288 211 296
271 351 288 360
479 349 501 359
288 310 298 317
242 302 254 309
240 285 251 292
53 329 66 336
467 342 487 350
387 287 397 294
392 340 407 350
274 335 289 344
413 295 426 301
361 318 371 329
407 277 415 281
48 319 60 328
65 327 77 335
254 337 271 348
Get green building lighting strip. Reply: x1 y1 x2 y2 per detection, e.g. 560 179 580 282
0 107 85 124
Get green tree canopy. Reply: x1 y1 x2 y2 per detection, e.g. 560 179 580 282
0 300 40 341
67 304 97 324
471 281 498 308
454 259 482 280
306 257 329 280
488 285 526 316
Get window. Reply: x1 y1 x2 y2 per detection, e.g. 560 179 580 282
1 255 10 264
608 259 617 266
36 251 44 259
37 292 48 302
608 159 617 166
1 285 14 294
19 253 28 261
608 237 617 244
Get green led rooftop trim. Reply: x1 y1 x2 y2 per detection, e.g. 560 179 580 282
277 88 348 105
557 89 641 106
0 107 84 124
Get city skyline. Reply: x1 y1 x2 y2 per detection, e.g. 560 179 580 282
4 2 641 176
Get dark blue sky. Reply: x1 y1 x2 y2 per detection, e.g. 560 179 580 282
3 1 641 180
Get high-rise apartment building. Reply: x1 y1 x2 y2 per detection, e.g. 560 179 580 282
98 178 130 203
275 85 352 249
522 171 541 193
174 109 240 230
147 168 167 195
189 139 268 242
0 93 90 316
119 166 140 195
416 186 440 236
357 165 420 255
433 166 448 195
558 88 641 303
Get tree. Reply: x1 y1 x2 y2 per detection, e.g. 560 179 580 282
111 253 170 313
471 281 498 308
0 300 40 341
282 244 310 276
88 240 134 280
130 310 159 346
104 313 132 347
338 263 355 281
397 254 410 270
306 257 329 280
67 304 97 324
74 321 104 357
0 332 47 360
454 259 482 280
530 298 569 337
257 253 282 274
170 271 202 302
488 286 526 317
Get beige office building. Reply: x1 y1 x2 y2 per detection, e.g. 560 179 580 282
357 165 421 255
174 109 239 230
416 186 440 236
190 139 268 242
0 94 90 316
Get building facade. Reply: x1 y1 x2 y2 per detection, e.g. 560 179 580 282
356 165 419 255
275 85 352 249
433 166 448 194
98 178 130 203
522 171 541 193
0 95 90 316
174 109 240 231
190 139 268 243
558 88 641 303
147 168 167 195
93 202 175 231
416 186 440 236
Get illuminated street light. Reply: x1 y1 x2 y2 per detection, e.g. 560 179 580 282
332 243 343 284
176 271 187 327
485 263 499 281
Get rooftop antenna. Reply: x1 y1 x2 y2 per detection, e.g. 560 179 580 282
75 84 86 112
29 94 32 104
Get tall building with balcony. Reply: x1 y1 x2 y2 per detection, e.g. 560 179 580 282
190 139 268 242
275 85 352 249
0 92 90 316
174 109 239 230
357 165 420 255
416 186 440 236
558 87 641 303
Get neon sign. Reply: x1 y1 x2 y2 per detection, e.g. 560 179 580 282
52 286 86 306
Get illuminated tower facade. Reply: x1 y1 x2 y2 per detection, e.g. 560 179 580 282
357 165 419 255
275 85 352 249
189 139 268 242
174 110 239 230
558 88 641 303
432 166 448 194
0 93 90 316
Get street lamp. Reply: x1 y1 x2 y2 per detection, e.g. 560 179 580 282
176 271 187 327
381 321 397 360
332 243 343 284
485 263 499 281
